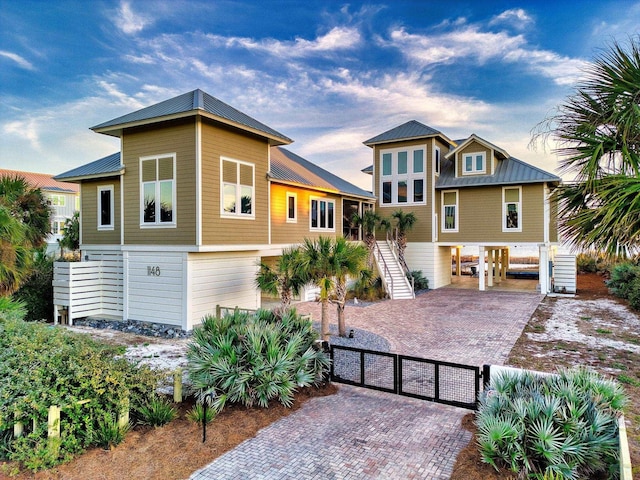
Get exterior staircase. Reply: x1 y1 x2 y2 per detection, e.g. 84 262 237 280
372 240 414 300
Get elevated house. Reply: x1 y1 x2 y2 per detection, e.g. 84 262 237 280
0 169 79 254
362 121 561 294
54 89 374 330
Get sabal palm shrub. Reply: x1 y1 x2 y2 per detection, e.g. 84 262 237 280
477 368 627 479
187 308 329 414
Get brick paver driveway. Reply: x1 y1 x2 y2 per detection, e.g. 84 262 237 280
191 288 543 480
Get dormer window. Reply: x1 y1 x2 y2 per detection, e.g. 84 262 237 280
463 152 486 174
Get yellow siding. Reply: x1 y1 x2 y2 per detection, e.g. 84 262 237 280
122 121 197 245
81 178 121 245
456 141 492 176
438 184 546 243
201 121 269 245
270 183 343 243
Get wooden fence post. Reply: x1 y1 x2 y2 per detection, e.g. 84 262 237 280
216 304 221 319
118 397 129 429
47 405 61 455
13 412 23 438
174 369 183 403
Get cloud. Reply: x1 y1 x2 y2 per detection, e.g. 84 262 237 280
114 1 150 35
489 8 533 29
0 50 35 70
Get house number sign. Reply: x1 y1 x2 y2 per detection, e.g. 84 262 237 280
147 266 161 277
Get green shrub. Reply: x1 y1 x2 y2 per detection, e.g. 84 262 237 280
186 403 216 424
12 250 53 321
407 270 429 291
137 396 177 427
350 270 386 301
0 318 163 470
187 308 329 413
95 412 129 449
576 252 611 274
477 367 627 479
626 276 640 311
606 262 640 299
0 297 26 322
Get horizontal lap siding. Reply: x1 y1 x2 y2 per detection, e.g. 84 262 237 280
456 141 492 175
81 179 121 245
404 243 452 289
201 122 269 245
189 252 260 328
122 121 197 245
127 252 185 326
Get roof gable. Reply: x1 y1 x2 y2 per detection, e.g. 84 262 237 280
54 152 123 182
445 134 509 160
91 89 292 145
270 147 374 200
363 120 454 147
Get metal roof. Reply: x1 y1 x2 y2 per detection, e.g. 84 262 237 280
54 152 123 182
91 89 292 145
436 155 561 189
0 169 79 193
363 120 454 147
445 134 509 160
270 147 375 200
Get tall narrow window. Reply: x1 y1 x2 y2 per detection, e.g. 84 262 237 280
310 197 335 231
221 158 254 218
434 147 441 175
140 154 175 226
98 185 114 230
503 187 522 232
286 192 297 223
379 147 426 205
442 190 458 232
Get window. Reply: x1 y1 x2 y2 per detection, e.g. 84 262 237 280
380 146 426 205
140 154 176 226
98 185 114 230
442 190 458 232
434 147 440 175
503 186 522 232
221 158 254 218
51 220 65 235
49 194 65 206
310 197 335 231
286 192 297 223
463 152 486 174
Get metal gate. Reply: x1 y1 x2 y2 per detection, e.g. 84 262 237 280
329 345 481 410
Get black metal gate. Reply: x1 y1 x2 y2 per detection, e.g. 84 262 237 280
329 344 481 410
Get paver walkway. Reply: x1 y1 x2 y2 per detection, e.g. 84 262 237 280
191 288 543 480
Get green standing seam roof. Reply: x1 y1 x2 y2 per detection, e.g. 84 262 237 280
91 89 292 144
363 120 453 146
54 152 122 181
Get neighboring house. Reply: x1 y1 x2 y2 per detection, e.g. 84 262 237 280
54 89 374 330
363 121 561 294
0 169 79 254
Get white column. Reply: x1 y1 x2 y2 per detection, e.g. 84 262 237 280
487 248 494 287
478 246 485 291
494 249 501 284
539 244 549 294
455 247 461 277
501 248 508 280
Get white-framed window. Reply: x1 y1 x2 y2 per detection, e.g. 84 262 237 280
221 158 254 219
51 220 65 235
286 192 297 223
140 153 176 227
434 146 441 176
310 197 335 231
380 146 426 205
98 185 114 230
441 190 458 232
503 186 522 232
462 152 486 174
49 194 65 206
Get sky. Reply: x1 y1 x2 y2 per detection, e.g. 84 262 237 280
1 1 639 190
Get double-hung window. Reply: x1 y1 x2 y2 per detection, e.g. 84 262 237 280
503 186 522 232
380 147 426 205
98 185 114 230
286 192 297 223
221 158 254 218
463 152 486 174
310 197 335 231
50 194 65 206
140 154 176 226
441 190 458 232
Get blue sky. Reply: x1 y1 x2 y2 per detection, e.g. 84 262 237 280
1 1 639 189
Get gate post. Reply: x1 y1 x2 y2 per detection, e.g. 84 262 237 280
482 364 491 390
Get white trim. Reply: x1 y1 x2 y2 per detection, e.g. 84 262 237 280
120 137 124 246
97 184 115 231
139 153 177 227
220 157 256 219
309 196 336 232
441 189 459 233
267 146 272 245
286 192 297 223
195 120 202 246
502 186 522 232
462 152 486 175
543 183 550 243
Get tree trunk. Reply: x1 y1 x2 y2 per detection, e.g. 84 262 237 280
321 299 330 341
335 279 347 337
337 302 346 337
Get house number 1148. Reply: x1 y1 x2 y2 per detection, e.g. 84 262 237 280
147 266 161 276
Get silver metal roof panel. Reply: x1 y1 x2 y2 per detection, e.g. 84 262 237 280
54 152 122 182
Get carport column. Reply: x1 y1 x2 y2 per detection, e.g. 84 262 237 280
538 244 550 294
501 248 509 280
494 249 501 284
487 248 494 288
478 246 486 291
455 247 461 276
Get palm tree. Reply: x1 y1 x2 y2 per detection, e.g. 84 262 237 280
391 210 417 265
299 237 334 341
533 38 640 255
331 238 367 337
255 248 308 312
351 209 381 267
0 205 32 296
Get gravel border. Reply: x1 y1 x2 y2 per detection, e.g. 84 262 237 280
313 322 391 352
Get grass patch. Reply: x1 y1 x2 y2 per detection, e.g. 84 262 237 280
596 328 612 334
